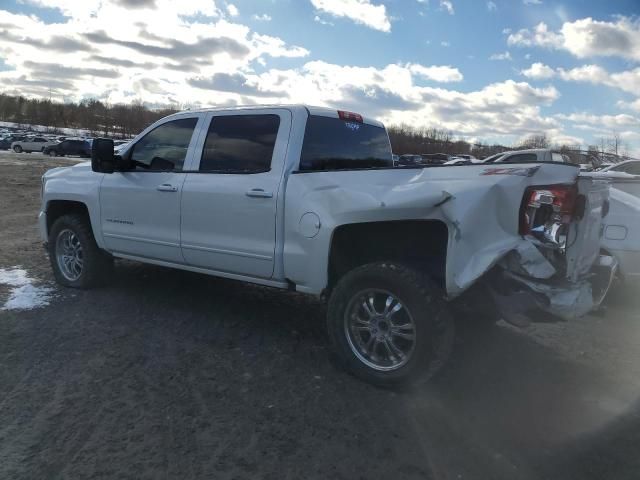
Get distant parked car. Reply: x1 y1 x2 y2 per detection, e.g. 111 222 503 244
598 160 640 176
603 188 640 286
43 139 91 157
483 149 568 164
11 136 57 153
0 137 12 150
397 154 427 166
443 155 482 165
2 135 26 149
452 154 482 164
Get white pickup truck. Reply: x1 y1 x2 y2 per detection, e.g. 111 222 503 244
39 105 616 386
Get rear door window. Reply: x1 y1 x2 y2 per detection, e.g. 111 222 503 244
300 115 392 171
199 114 280 173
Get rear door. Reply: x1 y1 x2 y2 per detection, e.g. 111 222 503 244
180 109 291 279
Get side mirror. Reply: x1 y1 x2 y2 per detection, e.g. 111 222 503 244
91 138 115 173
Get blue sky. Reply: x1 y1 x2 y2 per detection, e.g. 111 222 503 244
0 0 639 154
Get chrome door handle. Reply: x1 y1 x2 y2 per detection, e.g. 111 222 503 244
246 188 273 198
157 184 178 192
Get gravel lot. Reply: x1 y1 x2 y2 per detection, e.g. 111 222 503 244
1 149 639 480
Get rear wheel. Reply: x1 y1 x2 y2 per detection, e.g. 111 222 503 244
327 262 454 387
48 214 113 288
48 150 57 157
13 145 22 153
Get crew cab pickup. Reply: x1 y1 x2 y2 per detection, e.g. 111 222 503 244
39 105 616 386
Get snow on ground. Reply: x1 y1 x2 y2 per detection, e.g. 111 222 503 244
0 120 90 137
0 267 54 311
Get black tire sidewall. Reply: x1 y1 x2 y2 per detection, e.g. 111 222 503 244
327 263 452 387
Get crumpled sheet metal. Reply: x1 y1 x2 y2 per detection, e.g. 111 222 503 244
504 272 596 320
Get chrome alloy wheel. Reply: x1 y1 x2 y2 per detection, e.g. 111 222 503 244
55 229 84 281
344 289 417 371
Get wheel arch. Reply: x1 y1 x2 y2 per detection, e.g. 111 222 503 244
45 200 92 240
327 220 449 293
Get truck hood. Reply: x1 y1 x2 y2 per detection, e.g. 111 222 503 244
43 161 92 180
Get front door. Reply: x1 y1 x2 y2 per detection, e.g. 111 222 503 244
181 109 291 278
100 115 202 263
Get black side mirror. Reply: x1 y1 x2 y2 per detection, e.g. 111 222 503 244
91 138 115 173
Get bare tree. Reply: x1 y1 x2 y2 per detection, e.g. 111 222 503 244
517 133 550 149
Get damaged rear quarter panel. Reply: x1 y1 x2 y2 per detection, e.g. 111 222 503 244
283 163 580 297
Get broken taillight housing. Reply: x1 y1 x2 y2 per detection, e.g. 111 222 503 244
520 184 578 248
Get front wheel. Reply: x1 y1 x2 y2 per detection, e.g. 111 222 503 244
48 150 57 157
13 145 22 153
48 214 113 288
327 262 454 387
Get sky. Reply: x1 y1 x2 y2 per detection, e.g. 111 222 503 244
0 0 639 154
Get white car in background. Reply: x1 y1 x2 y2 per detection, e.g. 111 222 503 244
584 161 640 285
11 136 58 153
482 148 569 164
597 159 640 176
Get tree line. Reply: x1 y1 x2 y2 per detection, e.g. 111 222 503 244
0 93 633 160
0 94 178 139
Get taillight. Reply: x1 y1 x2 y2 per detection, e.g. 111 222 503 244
337 110 363 123
520 184 578 238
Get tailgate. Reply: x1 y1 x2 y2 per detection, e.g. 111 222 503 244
565 177 610 282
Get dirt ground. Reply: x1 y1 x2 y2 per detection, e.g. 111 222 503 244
1 149 639 480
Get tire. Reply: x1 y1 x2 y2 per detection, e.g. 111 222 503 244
13 145 22 153
48 214 113 288
48 150 57 157
327 262 454 387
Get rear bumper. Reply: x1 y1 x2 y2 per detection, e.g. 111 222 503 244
494 254 618 322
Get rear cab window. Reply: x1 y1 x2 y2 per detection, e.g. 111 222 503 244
502 153 538 163
299 115 392 171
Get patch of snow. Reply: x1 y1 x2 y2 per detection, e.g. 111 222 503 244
0 121 90 138
0 267 31 286
0 267 54 311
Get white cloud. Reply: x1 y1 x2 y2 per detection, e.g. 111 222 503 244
309 0 391 32
1 2 630 152
508 22 562 48
313 15 334 26
440 41 450 47
518 62 640 98
556 113 640 139
226 3 239 17
439 0 454 15
408 64 463 82
508 17 640 62
523 0 542 5
618 98 640 113
489 51 512 61
0 4 308 106
252 13 271 21
521 62 555 79
487 1 497 11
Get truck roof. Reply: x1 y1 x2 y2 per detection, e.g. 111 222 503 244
168 104 384 128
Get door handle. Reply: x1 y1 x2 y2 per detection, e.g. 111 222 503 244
246 188 273 198
157 184 178 192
